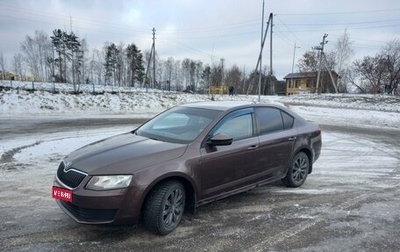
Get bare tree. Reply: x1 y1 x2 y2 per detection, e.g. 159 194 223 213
173 59 182 91
80 39 89 84
182 58 191 89
225 65 243 94
115 42 125 87
164 57 174 91
194 61 203 92
35 30 50 82
21 35 40 80
20 30 51 81
91 49 104 85
209 60 225 87
142 49 160 88
353 55 387 94
201 65 211 90
353 40 400 95
297 50 336 73
335 29 355 93
381 39 400 95
0 52 6 80
296 51 319 73
13 53 25 81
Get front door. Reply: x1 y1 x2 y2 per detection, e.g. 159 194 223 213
199 109 260 199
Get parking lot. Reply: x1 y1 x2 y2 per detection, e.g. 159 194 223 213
1 118 400 252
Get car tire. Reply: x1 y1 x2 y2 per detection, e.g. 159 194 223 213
143 180 186 235
282 152 309 187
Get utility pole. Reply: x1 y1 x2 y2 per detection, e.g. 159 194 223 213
292 42 300 73
313 33 338 94
269 14 273 76
291 42 300 94
248 8 273 99
269 13 274 95
141 28 156 91
314 33 328 94
152 27 156 89
258 0 265 101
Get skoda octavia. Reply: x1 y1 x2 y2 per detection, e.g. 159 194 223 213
53 101 322 235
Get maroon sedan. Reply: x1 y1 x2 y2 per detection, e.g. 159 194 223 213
53 101 321 235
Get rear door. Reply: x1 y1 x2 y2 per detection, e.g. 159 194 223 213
253 107 297 179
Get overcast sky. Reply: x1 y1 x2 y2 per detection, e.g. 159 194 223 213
1 0 399 79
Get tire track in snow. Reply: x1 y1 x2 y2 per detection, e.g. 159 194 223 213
244 182 400 252
0 141 41 164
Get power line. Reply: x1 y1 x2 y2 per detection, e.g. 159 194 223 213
277 8 400 16
280 18 400 26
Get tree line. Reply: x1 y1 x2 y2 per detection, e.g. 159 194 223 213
0 29 399 95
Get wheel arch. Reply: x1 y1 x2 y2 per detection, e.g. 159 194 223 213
140 175 197 218
294 147 313 174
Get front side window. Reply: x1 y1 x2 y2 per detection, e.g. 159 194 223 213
213 113 253 141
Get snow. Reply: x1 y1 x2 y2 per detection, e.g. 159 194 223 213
1 83 399 190
1 83 400 252
1 82 399 125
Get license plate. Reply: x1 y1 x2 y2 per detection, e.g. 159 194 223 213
52 186 73 202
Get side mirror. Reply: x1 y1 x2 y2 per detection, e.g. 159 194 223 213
207 133 233 146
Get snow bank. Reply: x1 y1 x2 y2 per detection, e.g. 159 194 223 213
0 88 399 129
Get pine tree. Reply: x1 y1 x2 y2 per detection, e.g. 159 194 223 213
104 43 119 86
126 43 145 87
51 29 64 82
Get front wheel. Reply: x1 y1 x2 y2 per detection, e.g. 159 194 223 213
282 152 310 187
143 180 186 235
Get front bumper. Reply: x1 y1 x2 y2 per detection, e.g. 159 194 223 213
53 179 141 226
57 200 118 223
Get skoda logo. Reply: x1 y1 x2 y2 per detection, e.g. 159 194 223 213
63 160 72 171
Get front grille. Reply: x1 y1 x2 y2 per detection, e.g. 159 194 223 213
60 201 117 223
57 161 87 188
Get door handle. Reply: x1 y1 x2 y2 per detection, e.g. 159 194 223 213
288 137 297 141
248 145 259 150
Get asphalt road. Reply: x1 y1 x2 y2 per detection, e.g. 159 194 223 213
0 117 399 252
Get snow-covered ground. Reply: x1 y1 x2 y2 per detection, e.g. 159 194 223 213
1 86 399 174
1 86 399 128
1 85 400 250
0 85 399 168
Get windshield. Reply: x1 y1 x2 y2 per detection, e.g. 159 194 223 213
136 106 222 144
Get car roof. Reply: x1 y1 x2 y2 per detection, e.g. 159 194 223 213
179 100 302 119
180 101 255 111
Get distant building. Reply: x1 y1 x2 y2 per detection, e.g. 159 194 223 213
0 71 17 81
283 71 340 96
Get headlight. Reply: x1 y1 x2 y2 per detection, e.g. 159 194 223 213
86 175 133 190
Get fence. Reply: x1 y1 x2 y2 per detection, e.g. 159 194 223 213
0 80 163 94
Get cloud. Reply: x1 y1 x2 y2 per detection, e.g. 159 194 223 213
0 0 399 79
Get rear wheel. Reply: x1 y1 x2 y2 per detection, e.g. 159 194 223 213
143 180 186 235
282 152 310 187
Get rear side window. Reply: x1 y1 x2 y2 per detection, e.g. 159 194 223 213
281 111 294 129
255 107 294 135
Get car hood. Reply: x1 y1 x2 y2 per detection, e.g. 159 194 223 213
64 132 187 175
